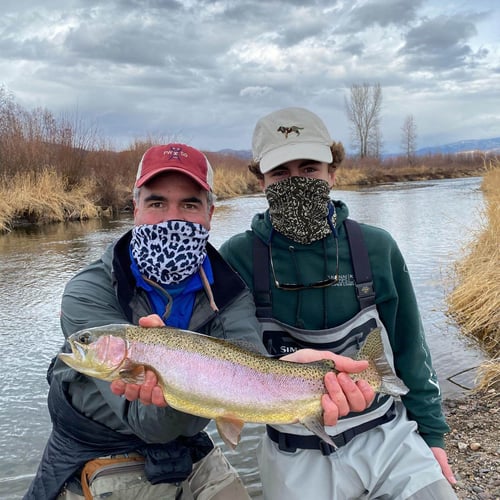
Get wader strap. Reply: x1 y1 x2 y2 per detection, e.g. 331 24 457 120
252 219 376 315
266 402 396 456
252 235 272 318
344 218 376 309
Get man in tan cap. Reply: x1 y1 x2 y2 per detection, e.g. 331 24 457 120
219 107 458 499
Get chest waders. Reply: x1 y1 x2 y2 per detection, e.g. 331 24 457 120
252 219 396 455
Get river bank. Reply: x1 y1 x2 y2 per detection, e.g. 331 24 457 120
0 151 486 232
443 159 499 500
446 160 499 390
444 390 499 500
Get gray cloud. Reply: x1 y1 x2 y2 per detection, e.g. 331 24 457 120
341 0 425 32
0 0 498 153
399 14 485 71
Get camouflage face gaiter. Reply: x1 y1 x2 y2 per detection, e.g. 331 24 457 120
265 176 332 245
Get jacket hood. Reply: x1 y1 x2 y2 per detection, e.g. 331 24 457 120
251 199 350 246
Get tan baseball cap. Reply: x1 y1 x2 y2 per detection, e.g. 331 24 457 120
252 107 333 173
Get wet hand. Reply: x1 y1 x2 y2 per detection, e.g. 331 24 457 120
111 370 167 406
431 447 457 485
109 314 168 407
281 349 375 426
322 372 374 425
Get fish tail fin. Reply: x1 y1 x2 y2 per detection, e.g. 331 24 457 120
359 328 409 397
378 364 409 396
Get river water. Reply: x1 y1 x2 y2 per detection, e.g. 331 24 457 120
0 177 489 498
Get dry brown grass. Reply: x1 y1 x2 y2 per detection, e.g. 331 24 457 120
475 360 500 393
334 166 369 186
336 153 485 186
214 167 257 199
447 157 500 391
0 196 11 232
205 152 261 199
0 168 99 229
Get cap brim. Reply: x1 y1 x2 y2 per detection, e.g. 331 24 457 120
259 143 333 173
136 167 211 191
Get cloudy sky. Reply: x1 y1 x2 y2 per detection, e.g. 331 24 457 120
1 0 499 154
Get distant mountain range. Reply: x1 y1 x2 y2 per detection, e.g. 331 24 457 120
216 137 500 159
217 148 253 160
412 137 500 156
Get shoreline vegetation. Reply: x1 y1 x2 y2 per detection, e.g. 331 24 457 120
0 90 490 231
0 146 489 232
443 159 499 498
446 158 499 394
0 97 497 394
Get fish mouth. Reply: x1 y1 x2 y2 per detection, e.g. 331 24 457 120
71 340 87 360
59 337 97 372
65 337 95 364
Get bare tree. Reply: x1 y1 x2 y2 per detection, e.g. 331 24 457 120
367 118 383 159
401 114 417 164
344 83 383 158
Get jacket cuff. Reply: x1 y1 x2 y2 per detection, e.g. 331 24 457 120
421 433 445 449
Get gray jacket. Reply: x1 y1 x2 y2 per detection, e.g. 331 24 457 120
54 230 264 442
26 230 263 499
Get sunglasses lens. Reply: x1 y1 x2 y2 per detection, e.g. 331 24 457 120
269 240 339 291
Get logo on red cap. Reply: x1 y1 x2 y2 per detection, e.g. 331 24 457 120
163 145 185 161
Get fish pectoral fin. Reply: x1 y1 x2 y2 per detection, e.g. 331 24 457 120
215 417 245 450
301 414 337 450
118 360 146 384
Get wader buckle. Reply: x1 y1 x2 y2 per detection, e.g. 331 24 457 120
319 440 336 456
278 432 297 453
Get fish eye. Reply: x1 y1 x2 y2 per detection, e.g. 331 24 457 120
77 332 90 344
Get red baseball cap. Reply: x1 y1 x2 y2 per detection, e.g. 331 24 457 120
135 143 214 191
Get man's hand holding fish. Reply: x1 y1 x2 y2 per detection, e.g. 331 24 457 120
111 314 169 407
280 348 375 424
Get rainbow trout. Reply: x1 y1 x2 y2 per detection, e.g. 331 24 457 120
59 325 408 449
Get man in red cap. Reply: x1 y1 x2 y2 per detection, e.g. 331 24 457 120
27 143 264 500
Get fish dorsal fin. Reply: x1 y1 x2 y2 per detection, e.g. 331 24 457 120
357 327 383 360
215 416 245 450
118 359 146 384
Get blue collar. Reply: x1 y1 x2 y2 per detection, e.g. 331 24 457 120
129 248 214 327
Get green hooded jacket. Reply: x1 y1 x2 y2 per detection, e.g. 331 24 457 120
219 199 449 449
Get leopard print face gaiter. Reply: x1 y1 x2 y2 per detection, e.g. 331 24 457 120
265 176 332 245
130 220 209 285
